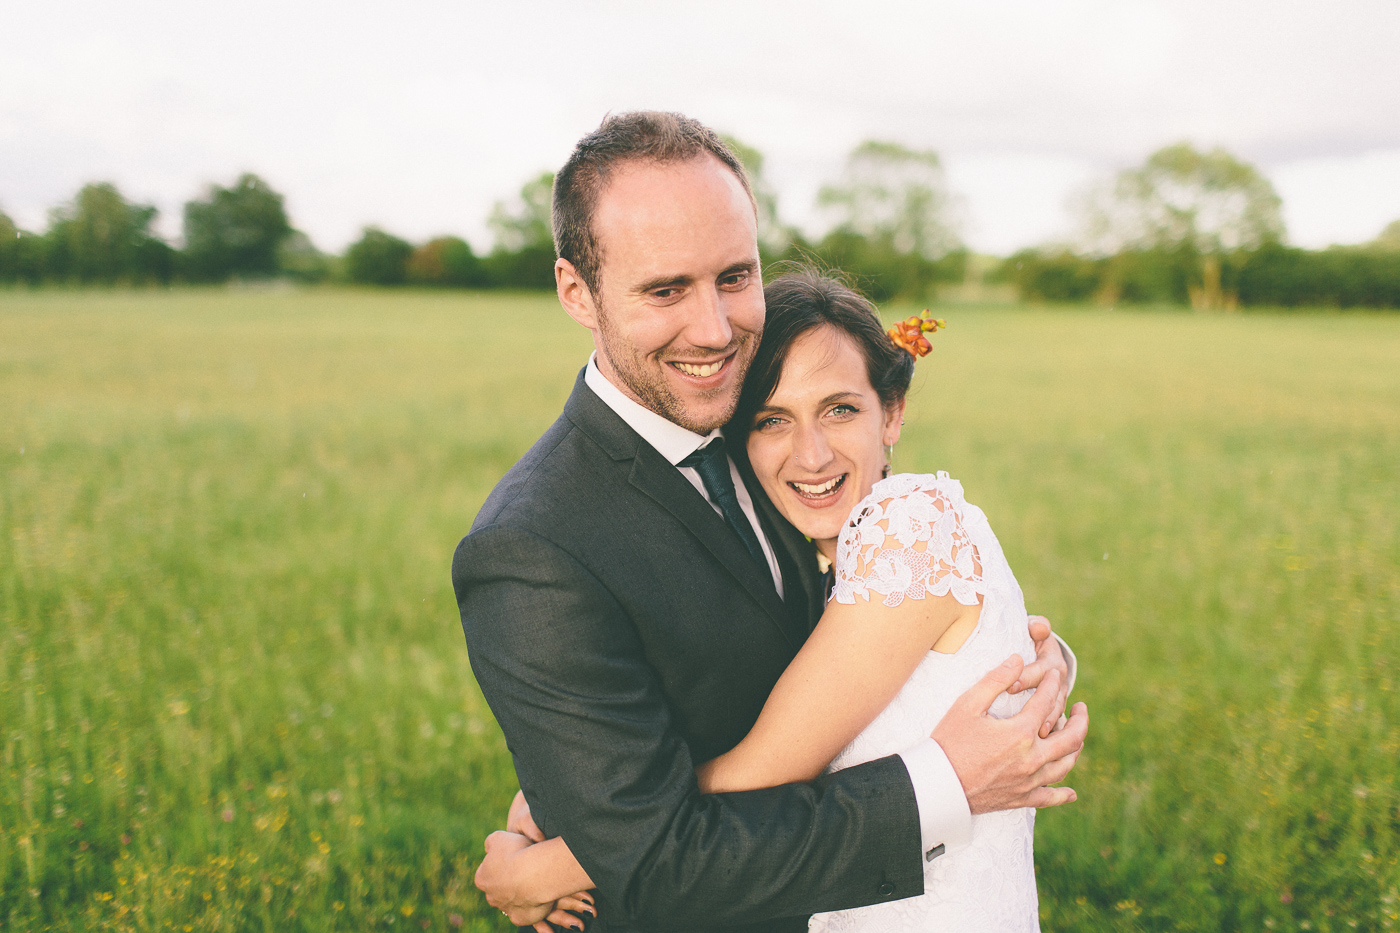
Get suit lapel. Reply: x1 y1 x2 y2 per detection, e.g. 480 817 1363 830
628 450 797 650
563 370 798 651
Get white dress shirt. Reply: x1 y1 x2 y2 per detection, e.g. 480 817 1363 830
584 355 977 859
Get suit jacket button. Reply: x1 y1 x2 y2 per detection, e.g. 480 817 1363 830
878 882 895 897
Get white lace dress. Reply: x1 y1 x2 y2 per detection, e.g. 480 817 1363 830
808 472 1040 933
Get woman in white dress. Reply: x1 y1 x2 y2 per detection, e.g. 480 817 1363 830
714 270 1049 932
479 270 1076 932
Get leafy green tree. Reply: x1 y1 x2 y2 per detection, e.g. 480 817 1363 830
721 135 793 257
485 172 557 290
45 182 171 284
277 230 332 284
344 227 413 286
808 141 964 301
1238 243 1400 308
1075 143 1284 309
407 236 487 288
997 249 1103 303
0 210 47 283
0 209 20 282
183 174 292 281
488 172 554 253
818 141 962 261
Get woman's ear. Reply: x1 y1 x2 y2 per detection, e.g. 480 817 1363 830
882 398 907 447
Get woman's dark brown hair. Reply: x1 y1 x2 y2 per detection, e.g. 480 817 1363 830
731 268 915 437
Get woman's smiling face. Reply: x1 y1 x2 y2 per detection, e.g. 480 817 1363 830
745 325 904 556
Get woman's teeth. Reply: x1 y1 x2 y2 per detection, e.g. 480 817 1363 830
674 359 725 378
791 475 845 498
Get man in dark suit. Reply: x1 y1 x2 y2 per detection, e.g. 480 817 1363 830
455 112 1087 933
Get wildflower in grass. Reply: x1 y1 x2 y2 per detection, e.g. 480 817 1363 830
1214 853 1227 865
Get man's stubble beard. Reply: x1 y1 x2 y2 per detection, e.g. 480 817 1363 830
595 299 757 435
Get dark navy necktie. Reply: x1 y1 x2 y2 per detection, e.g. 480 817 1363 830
679 437 767 569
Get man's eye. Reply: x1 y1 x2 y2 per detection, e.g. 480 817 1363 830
652 288 680 300
720 272 750 288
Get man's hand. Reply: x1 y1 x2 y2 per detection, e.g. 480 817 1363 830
932 655 1088 814
1007 615 1072 738
475 831 595 933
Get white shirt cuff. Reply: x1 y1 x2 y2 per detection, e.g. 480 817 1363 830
1055 633 1077 695
898 739 973 859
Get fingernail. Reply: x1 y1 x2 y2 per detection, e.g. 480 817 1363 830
1010 681 1022 692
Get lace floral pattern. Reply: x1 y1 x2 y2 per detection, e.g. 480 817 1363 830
832 472 987 608
811 473 1040 933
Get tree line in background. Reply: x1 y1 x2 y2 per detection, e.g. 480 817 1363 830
3 139 1398 308
998 143 1400 309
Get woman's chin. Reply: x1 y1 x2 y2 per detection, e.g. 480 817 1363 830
778 488 853 543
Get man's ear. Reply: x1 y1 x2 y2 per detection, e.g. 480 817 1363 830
556 258 599 329
882 398 907 447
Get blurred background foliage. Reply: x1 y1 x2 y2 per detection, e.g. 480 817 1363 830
3 139 1397 308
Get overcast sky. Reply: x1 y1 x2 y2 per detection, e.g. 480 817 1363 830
4 0 1399 255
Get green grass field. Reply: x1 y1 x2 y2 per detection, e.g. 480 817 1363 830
2 288 1398 932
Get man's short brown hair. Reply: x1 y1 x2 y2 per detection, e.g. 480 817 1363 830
552 111 755 294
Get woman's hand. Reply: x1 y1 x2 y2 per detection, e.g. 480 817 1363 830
507 789 545 842
1008 615 1072 737
475 831 596 932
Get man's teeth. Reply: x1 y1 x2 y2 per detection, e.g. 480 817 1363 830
792 476 843 496
675 360 724 378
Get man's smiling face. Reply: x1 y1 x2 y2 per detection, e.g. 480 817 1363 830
581 154 764 434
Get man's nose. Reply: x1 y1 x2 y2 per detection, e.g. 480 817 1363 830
793 422 834 473
684 285 735 350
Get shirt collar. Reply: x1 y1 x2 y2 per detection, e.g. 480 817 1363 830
584 353 721 466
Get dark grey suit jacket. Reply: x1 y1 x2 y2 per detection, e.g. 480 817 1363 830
454 371 924 933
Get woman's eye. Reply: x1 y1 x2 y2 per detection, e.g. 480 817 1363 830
755 416 784 430
829 404 859 417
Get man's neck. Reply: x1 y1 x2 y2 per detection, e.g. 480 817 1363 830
584 354 715 466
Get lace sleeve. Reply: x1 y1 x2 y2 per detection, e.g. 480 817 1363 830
831 473 986 608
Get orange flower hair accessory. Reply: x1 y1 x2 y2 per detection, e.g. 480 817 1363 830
887 309 946 359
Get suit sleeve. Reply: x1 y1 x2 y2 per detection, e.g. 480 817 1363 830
454 522 925 927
